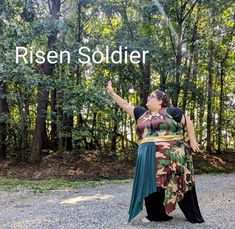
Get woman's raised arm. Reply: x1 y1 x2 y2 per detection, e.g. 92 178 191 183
106 81 135 119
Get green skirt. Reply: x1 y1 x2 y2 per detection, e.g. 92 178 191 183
128 142 157 222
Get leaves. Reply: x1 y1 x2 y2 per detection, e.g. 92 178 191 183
0 0 234 159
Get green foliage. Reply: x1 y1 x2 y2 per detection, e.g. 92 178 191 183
0 0 234 161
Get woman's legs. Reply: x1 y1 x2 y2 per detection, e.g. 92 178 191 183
144 188 173 221
178 186 205 223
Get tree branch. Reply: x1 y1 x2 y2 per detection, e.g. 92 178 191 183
182 0 198 22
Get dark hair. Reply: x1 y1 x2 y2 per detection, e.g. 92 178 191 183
154 91 171 107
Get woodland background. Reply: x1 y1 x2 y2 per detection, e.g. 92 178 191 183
0 0 234 178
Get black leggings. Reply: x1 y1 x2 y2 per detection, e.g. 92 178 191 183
144 186 204 223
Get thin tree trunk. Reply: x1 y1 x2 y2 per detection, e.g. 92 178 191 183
217 65 223 154
16 86 29 162
173 25 182 107
159 37 168 92
198 105 204 144
57 90 64 150
111 106 118 151
139 60 151 107
130 117 134 143
91 112 96 149
0 82 9 160
123 113 126 148
64 113 73 151
190 49 199 122
206 40 214 153
50 88 58 151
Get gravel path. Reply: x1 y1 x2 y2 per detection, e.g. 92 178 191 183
0 173 234 229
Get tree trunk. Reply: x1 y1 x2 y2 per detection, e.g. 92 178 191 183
91 112 97 150
57 90 64 151
0 11 9 160
16 86 30 162
159 73 167 92
206 40 214 153
198 105 204 145
173 29 182 107
29 0 61 163
50 88 58 151
111 106 118 151
30 84 50 163
139 60 151 107
190 49 199 122
64 113 73 151
0 82 9 160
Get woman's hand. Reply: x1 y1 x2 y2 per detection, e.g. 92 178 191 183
106 80 115 95
181 116 200 152
190 139 200 152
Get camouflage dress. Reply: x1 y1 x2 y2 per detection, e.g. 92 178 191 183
128 106 196 222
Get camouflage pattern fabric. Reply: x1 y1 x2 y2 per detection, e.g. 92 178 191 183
136 107 195 214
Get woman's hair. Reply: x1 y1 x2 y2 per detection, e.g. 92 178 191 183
154 91 171 107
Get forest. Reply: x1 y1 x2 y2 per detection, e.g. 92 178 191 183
0 0 234 168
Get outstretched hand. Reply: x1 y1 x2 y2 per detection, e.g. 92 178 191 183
106 80 114 95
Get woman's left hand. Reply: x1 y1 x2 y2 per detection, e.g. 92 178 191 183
189 139 200 152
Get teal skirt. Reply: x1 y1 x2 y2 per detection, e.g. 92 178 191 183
128 142 157 222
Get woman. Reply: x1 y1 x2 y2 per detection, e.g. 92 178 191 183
106 81 204 224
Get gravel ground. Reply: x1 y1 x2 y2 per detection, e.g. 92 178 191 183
0 173 234 229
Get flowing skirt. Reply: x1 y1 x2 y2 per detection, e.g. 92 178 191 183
128 142 157 222
128 140 198 222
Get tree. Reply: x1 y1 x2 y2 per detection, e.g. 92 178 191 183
29 0 61 163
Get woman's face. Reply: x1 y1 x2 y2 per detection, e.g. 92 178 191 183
146 92 162 111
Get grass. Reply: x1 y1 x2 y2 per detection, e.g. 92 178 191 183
0 176 131 193
0 152 233 193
